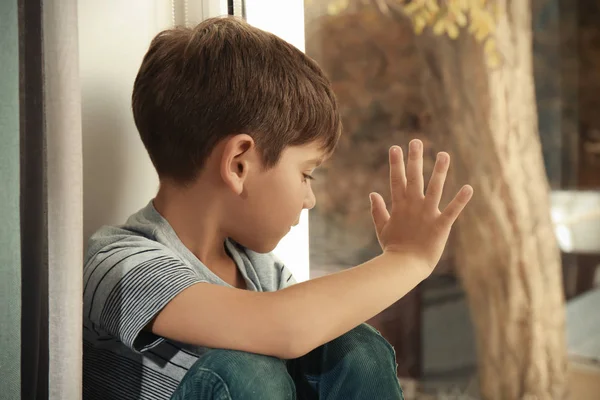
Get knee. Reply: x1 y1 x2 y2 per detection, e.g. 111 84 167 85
333 324 397 370
177 349 295 399
321 325 403 398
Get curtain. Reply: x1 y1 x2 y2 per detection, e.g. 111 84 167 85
0 0 83 398
4 1 240 398
44 0 83 398
20 0 49 398
0 0 22 398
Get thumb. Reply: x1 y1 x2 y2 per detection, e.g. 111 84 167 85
370 192 390 236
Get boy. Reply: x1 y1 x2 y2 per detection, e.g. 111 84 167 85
82 16 472 400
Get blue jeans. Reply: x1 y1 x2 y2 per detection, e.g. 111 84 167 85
170 323 404 400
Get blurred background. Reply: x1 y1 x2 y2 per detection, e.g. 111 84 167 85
1 0 599 399
303 1 600 398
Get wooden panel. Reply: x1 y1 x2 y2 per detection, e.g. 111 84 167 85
367 285 422 379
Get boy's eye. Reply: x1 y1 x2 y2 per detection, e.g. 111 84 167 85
303 173 315 181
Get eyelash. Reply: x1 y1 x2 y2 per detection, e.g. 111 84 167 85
303 173 315 181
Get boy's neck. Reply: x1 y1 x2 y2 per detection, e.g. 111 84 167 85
153 182 232 269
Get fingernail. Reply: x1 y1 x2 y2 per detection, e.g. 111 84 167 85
411 140 421 151
391 146 400 154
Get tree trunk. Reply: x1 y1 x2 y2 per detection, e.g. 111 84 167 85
414 1 568 398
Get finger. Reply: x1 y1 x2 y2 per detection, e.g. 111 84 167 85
389 146 406 204
406 139 424 199
439 185 473 227
370 192 390 236
425 152 450 211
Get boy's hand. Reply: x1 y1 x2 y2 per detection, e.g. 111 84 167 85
370 139 473 272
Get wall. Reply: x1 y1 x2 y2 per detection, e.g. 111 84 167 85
79 0 170 242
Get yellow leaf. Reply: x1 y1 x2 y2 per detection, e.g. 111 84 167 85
484 38 496 53
425 0 440 13
468 21 478 33
433 19 446 35
420 9 434 21
447 23 459 39
414 16 427 34
423 9 437 23
487 52 500 68
475 27 488 41
459 0 470 10
447 0 459 13
454 11 468 27
469 7 481 21
404 0 426 15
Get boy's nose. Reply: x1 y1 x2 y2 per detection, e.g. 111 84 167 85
303 187 316 210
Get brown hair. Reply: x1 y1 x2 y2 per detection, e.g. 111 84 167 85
132 16 341 184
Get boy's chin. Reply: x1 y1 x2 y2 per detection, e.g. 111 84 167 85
234 236 281 254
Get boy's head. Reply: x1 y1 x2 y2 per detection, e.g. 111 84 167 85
132 17 341 252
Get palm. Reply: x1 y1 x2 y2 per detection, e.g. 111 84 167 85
370 140 472 270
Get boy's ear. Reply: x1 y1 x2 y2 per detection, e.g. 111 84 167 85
220 134 256 195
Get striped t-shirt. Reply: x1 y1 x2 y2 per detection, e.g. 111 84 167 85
82 201 296 399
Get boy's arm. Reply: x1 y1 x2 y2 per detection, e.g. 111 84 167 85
150 252 426 359
150 141 473 359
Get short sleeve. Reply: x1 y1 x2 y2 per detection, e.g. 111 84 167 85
83 235 205 353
